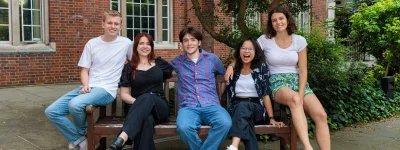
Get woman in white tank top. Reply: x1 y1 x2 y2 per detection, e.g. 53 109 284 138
226 6 330 150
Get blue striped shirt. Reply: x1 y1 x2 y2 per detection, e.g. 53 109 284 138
171 50 225 108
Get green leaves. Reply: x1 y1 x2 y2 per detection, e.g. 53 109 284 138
350 0 400 75
305 28 400 132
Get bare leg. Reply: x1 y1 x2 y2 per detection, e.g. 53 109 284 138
275 88 313 150
231 137 240 148
304 94 331 150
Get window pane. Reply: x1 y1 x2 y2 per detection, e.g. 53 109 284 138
134 29 140 38
141 0 148 3
23 10 32 25
133 4 140 16
127 17 133 28
141 17 148 28
162 0 167 5
141 4 148 16
162 30 168 41
22 0 31 8
134 17 140 28
126 0 133 3
162 18 167 29
148 30 154 39
148 17 154 28
134 0 140 3
112 2 118 11
0 26 9 41
23 26 32 41
33 26 40 40
32 0 40 9
127 29 133 40
32 10 40 25
162 6 168 17
148 5 154 16
149 0 155 4
127 3 133 15
0 9 8 24
0 0 8 7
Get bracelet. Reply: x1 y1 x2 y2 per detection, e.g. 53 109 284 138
269 116 274 120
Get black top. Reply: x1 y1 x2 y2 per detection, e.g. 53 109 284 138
119 57 173 98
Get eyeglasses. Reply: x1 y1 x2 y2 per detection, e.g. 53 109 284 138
240 47 254 51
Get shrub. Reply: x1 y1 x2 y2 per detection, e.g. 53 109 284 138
304 29 400 131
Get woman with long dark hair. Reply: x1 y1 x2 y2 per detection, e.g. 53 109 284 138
225 38 283 150
109 33 173 150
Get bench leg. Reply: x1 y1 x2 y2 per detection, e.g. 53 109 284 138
290 125 297 150
99 137 107 150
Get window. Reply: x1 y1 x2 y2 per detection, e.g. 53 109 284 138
0 0 51 52
112 0 175 49
232 8 261 33
0 0 9 42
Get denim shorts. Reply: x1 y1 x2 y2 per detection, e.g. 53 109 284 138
269 73 313 98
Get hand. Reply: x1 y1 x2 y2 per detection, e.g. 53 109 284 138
224 65 234 82
80 85 91 94
269 119 285 128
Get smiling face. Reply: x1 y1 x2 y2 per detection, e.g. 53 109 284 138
136 36 152 57
240 40 255 65
271 12 288 33
181 33 201 56
102 15 122 37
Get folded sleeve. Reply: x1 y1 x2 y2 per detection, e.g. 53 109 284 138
261 64 271 96
119 64 132 87
155 57 174 80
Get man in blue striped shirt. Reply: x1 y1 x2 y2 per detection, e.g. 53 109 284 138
171 27 232 150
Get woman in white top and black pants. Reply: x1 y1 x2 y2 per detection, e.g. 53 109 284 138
225 38 283 150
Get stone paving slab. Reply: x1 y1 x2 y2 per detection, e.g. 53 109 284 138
0 84 399 150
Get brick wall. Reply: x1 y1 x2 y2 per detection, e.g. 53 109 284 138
0 1 328 86
311 0 328 26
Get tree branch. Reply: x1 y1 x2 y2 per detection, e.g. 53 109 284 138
191 0 235 48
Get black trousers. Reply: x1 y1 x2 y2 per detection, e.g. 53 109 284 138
229 98 264 150
122 93 169 150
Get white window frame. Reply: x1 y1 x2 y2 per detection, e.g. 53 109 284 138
0 0 54 54
112 0 177 49
232 7 261 34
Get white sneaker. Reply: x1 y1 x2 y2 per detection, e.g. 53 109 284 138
68 143 77 150
226 145 238 150
78 139 87 150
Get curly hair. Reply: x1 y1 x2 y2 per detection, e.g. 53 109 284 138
265 6 297 38
233 37 266 73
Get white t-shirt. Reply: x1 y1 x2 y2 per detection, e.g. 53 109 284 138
257 34 307 74
78 36 132 98
235 74 258 97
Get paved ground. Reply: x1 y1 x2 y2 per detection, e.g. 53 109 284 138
0 84 399 150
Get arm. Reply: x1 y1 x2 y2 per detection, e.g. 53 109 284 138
298 48 308 101
120 87 136 104
214 55 226 75
80 67 90 93
224 60 236 82
263 95 284 127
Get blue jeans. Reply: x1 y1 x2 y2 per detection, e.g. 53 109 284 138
176 105 232 150
45 87 114 145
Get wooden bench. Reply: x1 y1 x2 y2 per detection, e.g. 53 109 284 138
85 75 297 150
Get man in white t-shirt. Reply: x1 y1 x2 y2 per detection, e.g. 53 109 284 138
45 10 132 150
